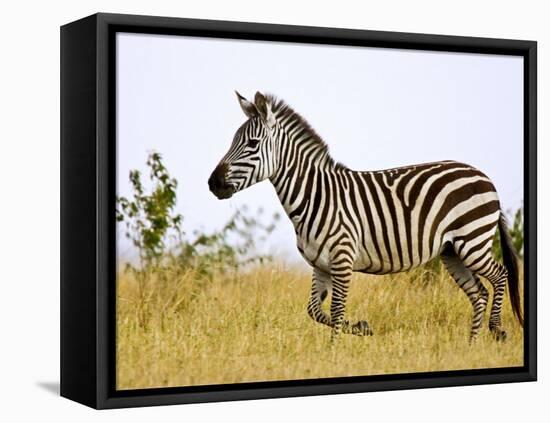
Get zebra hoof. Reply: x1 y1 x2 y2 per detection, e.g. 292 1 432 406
492 329 507 342
351 320 373 337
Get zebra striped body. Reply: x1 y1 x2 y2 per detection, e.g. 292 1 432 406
274 160 500 277
209 91 523 342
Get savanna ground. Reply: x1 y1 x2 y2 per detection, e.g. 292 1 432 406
116 152 524 389
116 261 523 390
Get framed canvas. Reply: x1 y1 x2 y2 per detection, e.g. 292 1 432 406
60 13 537 409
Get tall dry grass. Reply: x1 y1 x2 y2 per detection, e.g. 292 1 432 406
116 262 523 390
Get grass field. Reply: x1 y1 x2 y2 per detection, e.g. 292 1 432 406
116 262 523 390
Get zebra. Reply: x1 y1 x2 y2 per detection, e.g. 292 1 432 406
208 91 523 342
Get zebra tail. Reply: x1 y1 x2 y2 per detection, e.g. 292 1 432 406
498 211 523 327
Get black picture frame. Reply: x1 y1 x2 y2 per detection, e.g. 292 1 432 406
60 12 537 409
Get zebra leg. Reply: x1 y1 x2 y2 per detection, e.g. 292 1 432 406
441 251 489 343
306 268 332 327
343 320 373 336
307 268 371 335
329 255 354 341
472 259 509 341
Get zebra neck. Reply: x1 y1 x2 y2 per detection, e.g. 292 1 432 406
269 142 339 222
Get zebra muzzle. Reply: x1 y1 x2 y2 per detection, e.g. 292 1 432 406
208 163 234 199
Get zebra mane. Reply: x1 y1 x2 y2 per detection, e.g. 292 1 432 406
267 94 347 170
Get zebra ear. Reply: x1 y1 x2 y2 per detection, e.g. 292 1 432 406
254 91 276 128
235 91 258 119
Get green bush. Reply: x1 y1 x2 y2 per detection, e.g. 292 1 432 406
117 152 182 269
116 151 279 276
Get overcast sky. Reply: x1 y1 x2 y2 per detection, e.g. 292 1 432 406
116 32 523 263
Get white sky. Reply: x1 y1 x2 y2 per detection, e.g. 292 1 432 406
116 32 523 263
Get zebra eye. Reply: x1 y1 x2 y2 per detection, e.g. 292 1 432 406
247 138 260 148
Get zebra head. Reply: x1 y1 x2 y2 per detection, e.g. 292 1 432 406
208 91 278 200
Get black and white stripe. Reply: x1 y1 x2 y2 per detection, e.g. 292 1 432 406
209 91 523 342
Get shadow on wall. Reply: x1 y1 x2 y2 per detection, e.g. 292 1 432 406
36 381 60 396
